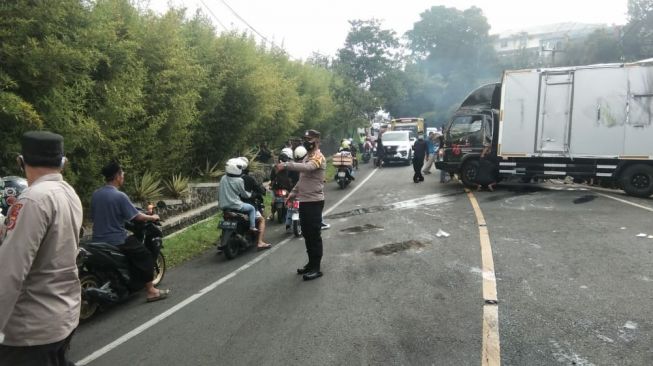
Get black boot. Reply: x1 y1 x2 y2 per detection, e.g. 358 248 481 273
302 270 323 281
302 258 322 281
296 263 311 275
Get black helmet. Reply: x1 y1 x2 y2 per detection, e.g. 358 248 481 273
1 176 28 215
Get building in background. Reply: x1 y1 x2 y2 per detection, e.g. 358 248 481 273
493 22 620 67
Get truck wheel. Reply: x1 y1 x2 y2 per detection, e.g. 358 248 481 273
460 160 480 187
621 164 653 197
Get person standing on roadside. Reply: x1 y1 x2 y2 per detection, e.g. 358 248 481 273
0 131 83 366
412 133 428 183
422 132 437 175
275 129 326 281
437 135 449 183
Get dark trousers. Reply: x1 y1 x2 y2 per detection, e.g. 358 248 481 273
119 235 154 284
298 200 324 271
413 157 425 182
0 330 76 366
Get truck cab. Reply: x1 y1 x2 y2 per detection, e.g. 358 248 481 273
437 83 501 186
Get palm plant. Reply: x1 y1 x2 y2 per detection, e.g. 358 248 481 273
165 173 190 202
131 171 163 207
194 159 223 180
241 147 263 174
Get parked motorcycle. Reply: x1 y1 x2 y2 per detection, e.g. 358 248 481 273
271 188 288 224
285 199 301 237
77 219 166 321
218 210 258 259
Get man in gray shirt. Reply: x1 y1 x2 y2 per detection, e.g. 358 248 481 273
0 131 83 366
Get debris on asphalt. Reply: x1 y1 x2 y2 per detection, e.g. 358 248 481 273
648 235 653 239
620 227 627 230
636 233 647 238
435 229 450 238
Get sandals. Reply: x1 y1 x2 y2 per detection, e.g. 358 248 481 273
257 243 272 250
146 288 170 303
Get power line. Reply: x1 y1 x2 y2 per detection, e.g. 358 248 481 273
198 0 228 32
217 0 272 45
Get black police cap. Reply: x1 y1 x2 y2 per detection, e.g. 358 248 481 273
21 131 64 167
304 129 321 139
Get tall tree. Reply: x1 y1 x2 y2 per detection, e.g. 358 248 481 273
623 0 653 60
564 28 623 66
336 19 400 88
406 6 496 86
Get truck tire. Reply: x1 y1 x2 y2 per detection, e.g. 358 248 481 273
620 164 653 198
460 159 480 188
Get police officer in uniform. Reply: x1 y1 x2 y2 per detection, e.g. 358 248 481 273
276 129 326 281
0 131 83 366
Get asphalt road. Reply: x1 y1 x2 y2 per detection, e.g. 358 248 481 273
69 161 652 366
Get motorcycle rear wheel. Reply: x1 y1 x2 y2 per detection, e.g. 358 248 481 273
277 207 286 224
221 232 239 260
152 253 166 286
293 221 302 237
79 273 100 321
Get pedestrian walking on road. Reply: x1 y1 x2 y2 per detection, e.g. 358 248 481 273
0 131 83 366
276 129 326 281
412 134 428 183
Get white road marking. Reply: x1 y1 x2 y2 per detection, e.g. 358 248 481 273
77 169 379 365
323 168 378 216
594 193 653 213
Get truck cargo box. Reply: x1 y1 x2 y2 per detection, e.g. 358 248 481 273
499 60 653 159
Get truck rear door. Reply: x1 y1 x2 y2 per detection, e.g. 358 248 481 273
537 72 573 154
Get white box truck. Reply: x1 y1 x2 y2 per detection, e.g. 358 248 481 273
436 59 653 197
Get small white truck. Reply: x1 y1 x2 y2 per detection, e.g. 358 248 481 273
437 59 653 197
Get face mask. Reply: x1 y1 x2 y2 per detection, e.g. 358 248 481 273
302 140 315 150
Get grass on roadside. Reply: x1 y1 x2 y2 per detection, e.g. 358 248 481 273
164 189 273 268
164 214 222 268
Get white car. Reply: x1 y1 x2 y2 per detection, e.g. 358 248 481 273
380 131 412 165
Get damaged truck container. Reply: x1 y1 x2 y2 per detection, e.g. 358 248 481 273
436 59 653 197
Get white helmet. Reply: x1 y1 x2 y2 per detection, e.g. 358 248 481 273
294 145 307 160
225 158 245 175
237 156 249 169
280 148 293 162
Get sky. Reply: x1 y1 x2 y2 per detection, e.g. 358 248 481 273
146 0 629 60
